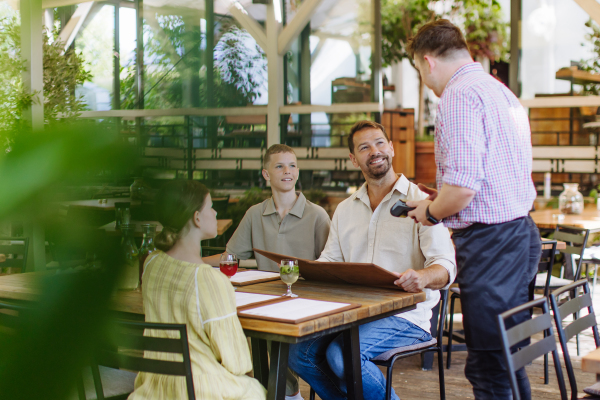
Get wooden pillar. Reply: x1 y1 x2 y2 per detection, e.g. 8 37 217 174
266 0 283 147
509 0 521 97
20 0 44 130
299 24 312 147
20 0 46 271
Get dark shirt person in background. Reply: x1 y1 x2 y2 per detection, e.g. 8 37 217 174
406 20 540 400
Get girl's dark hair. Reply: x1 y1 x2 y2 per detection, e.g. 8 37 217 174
154 180 210 252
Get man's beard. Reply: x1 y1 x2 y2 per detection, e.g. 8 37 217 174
364 155 391 180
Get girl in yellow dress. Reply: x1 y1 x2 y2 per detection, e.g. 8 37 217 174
129 180 266 400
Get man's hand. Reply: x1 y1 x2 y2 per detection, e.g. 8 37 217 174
406 199 433 226
393 269 427 292
418 183 438 201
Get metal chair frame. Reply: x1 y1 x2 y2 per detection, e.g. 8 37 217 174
309 291 448 400
92 320 196 400
0 237 29 273
550 279 600 400
497 297 567 400
371 290 448 400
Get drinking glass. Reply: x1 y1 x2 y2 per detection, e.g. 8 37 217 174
220 253 238 278
280 259 299 297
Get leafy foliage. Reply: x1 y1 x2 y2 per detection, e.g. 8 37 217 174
460 0 509 62
0 16 91 150
580 19 600 95
380 0 509 67
214 25 267 106
381 0 436 67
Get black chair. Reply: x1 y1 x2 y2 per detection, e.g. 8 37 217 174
535 226 590 293
550 279 600 400
370 290 447 400
0 237 29 274
447 231 588 370
533 240 558 384
308 291 449 400
91 320 196 400
497 297 568 400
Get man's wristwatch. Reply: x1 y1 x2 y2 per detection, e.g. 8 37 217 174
425 204 441 225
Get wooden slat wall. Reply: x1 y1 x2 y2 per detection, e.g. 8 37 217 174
381 109 415 179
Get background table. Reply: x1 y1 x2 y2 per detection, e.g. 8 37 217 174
582 347 600 381
99 219 233 237
530 207 600 231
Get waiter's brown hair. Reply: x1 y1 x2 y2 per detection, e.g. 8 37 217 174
407 19 469 59
348 120 390 154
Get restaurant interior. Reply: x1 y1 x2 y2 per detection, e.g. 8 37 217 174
3 0 600 399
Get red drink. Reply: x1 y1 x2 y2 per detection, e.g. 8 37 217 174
220 261 238 277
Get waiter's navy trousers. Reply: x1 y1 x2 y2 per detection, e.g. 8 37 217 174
452 216 541 400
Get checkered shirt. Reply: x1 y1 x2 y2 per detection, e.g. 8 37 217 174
435 62 536 229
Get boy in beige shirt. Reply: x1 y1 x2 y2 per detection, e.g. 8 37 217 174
207 144 331 400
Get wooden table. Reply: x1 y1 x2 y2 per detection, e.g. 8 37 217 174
582 347 600 381
530 207 600 231
542 237 566 250
0 272 424 400
99 219 233 237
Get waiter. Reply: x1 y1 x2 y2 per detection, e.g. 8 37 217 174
406 19 540 400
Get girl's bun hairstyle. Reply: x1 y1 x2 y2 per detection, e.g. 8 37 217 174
154 180 209 252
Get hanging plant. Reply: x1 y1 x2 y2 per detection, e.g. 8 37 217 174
0 16 91 151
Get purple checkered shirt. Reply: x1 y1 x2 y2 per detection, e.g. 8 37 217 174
435 62 536 230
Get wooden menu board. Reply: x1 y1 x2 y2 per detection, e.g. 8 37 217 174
229 270 280 286
237 297 361 324
253 248 402 290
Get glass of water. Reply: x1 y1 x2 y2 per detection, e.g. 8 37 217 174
280 259 299 297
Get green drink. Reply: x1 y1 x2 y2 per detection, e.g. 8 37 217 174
280 259 299 297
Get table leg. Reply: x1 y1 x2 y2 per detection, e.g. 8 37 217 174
267 341 289 400
343 326 364 400
251 338 269 388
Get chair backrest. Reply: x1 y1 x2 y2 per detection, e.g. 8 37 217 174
0 301 29 334
555 226 590 280
95 320 195 400
211 196 230 217
497 297 567 400
0 237 29 273
430 290 448 346
550 279 600 400
539 240 558 297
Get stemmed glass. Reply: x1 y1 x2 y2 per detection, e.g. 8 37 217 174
220 253 238 278
280 259 299 297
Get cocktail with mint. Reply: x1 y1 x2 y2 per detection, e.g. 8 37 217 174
280 259 299 297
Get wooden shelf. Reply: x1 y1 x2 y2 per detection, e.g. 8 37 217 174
556 67 600 85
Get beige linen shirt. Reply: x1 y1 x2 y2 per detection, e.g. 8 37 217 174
226 193 331 272
318 175 456 333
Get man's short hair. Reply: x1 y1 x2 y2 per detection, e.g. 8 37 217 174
407 19 469 59
348 120 390 154
263 144 296 167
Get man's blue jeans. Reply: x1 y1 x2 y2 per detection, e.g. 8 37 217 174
288 316 431 400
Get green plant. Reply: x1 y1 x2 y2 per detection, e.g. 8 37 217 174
459 0 509 63
213 25 267 107
0 16 91 150
304 188 327 205
380 0 509 135
580 19 600 95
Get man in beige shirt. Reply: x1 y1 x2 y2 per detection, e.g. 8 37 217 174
213 144 331 400
288 121 456 400
225 145 331 272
